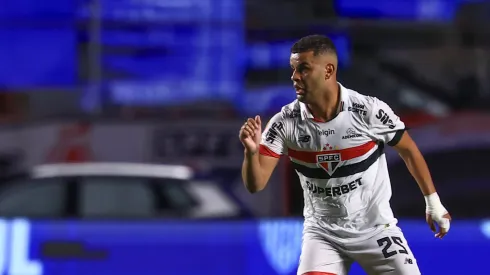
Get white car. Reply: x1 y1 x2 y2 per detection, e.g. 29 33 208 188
0 162 240 219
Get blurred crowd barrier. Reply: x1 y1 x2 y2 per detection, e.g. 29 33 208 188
0 218 489 275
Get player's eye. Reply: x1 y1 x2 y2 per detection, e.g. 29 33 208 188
299 68 308 74
297 65 308 72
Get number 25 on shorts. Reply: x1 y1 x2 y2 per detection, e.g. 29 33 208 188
377 236 408 259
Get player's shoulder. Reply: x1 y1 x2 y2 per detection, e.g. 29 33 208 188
275 100 302 120
264 100 300 130
343 87 379 108
342 87 393 121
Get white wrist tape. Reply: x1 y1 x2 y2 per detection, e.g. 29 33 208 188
424 192 444 213
424 192 450 230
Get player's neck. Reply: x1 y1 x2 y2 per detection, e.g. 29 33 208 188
307 85 341 122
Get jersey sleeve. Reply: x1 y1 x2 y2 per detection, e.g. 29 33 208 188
366 98 406 146
259 113 287 158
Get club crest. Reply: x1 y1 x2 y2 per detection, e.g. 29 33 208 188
316 144 342 176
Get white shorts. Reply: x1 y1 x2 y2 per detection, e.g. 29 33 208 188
297 226 421 275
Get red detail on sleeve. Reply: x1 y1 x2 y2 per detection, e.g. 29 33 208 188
259 144 281 158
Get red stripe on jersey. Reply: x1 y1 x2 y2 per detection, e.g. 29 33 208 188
259 144 281 158
288 141 376 163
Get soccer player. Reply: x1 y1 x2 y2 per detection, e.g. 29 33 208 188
239 35 451 275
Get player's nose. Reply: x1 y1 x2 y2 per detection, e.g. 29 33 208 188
291 70 300 82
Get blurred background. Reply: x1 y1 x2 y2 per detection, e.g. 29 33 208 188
0 0 489 274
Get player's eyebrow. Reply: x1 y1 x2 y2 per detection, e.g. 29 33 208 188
291 62 310 69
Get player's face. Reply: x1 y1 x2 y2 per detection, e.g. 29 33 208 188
290 51 327 103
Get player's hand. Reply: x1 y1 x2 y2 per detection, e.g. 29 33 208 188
426 212 451 239
425 193 451 239
239 115 262 154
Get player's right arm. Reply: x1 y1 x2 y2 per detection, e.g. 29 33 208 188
239 114 286 193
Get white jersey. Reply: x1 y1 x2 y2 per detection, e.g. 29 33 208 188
260 83 406 244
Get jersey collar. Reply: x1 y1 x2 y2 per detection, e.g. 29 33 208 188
299 82 348 121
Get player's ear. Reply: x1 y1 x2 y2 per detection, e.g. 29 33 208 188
325 63 335 80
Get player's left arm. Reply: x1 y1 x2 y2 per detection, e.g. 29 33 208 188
393 131 451 239
366 97 451 239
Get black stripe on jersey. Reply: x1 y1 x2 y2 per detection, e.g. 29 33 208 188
291 143 384 179
387 129 406 146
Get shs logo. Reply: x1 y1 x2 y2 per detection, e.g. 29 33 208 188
375 109 396 129
317 153 341 176
265 122 284 144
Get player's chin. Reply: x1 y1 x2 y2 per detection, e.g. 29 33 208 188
296 93 307 102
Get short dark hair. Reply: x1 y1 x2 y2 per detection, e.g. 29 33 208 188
291 35 337 56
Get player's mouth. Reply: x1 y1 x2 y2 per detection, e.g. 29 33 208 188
294 85 305 95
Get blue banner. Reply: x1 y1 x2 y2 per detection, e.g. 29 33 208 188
100 0 245 105
0 0 78 87
2 219 489 275
335 0 484 21
0 0 76 19
0 29 76 87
